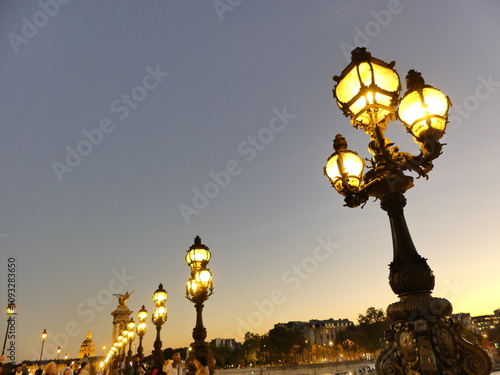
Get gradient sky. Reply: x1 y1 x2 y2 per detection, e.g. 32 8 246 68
1 0 500 363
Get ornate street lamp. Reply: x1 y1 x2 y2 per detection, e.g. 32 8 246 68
120 331 129 362
185 236 214 375
2 304 16 357
112 343 119 361
324 47 491 375
57 346 61 361
136 305 148 361
151 284 168 368
39 329 48 362
116 339 124 362
126 318 136 363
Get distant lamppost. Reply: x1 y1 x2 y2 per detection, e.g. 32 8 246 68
151 284 168 368
126 318 136 363
136 305 148 361
57 346 61 361
185 236 214 375
102 345 106 356
2 304 16 357
324 47 492 375
120 331 129 362
116 335 124 362
64 353 68 361
112 342 120 361
39 329 48 362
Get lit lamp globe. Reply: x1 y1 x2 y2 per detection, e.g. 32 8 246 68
127 319 136 336
6 304 16 316
398 70 450 141
194 269 213 290
127 330 135 341
152 284 168 306
186 236 211 270
137 305 148 323
324 134 364 193
333 47 401 133
121 331 129 345
152 305 167 325
41 329 48 340
186 277 199 298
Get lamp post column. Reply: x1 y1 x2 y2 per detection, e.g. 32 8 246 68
136 305 148 362
151 284 168 370
2 305 16 357
152 324 163 367
376 192 491 375
192 301 208 358
39 329 48 363
185 236 214 375
1 316 11 356
137 334 144 360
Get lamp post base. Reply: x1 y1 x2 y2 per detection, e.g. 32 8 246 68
376 193 492 375
376 293 492 375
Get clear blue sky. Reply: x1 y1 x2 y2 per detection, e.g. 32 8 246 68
1 0 499 363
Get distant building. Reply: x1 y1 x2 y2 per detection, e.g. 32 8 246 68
275 318 353 346
210 338 239 349
472 314 500 333
79 331 95 358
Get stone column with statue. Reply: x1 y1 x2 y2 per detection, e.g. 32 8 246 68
111 292 134 346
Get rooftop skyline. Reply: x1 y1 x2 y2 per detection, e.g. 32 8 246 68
1 0 499 363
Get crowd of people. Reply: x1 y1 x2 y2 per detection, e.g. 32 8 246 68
1 352 214 375
0 358 93 375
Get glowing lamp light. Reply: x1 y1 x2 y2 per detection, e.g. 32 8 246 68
127 318 136 333
6 304 16 316
152 305 167 324
398 70 450 140
137 322 147 335
137 305 148 322
152 284 168 306
195 269 213 290
186 277 199 297
324 134 364 192
334 47 401 133
41 329 48 340
185 236 211 269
